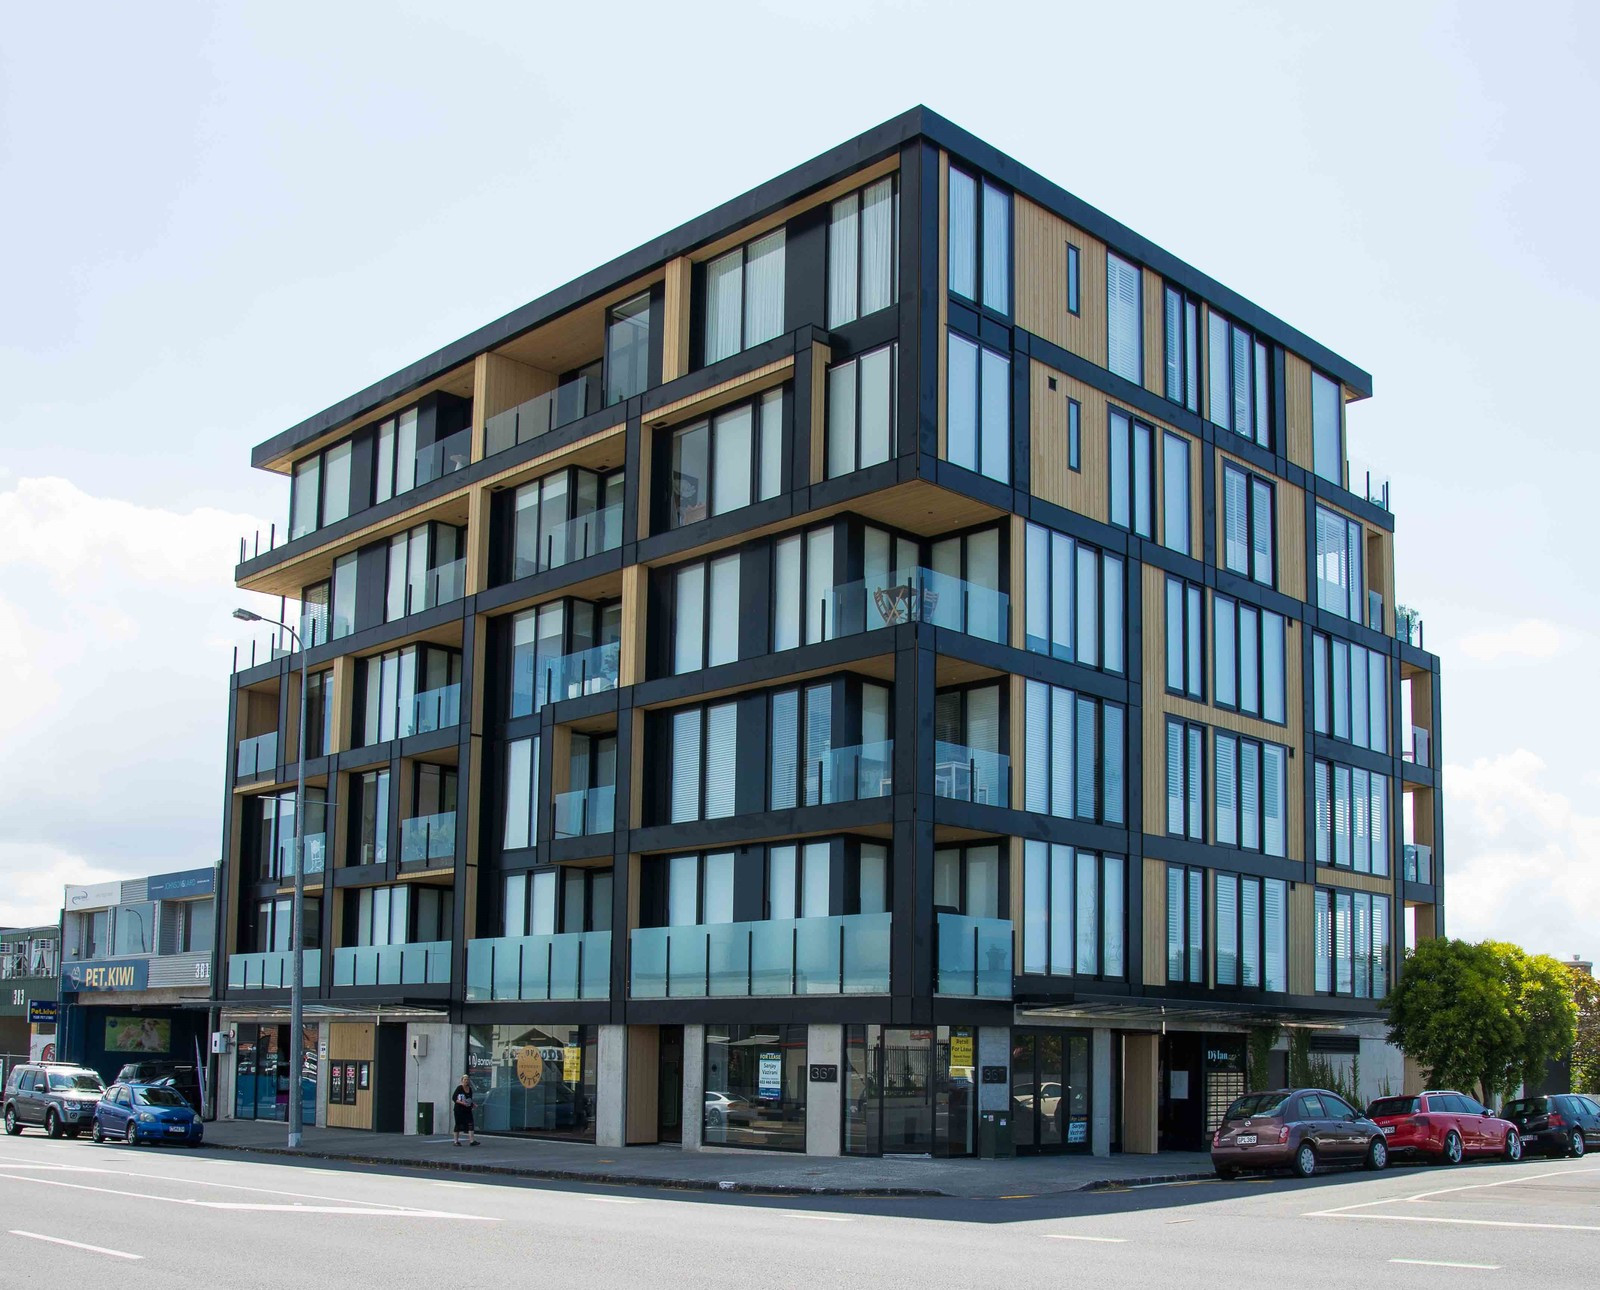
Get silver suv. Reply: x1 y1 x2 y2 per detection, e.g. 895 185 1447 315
3 1062 105 1138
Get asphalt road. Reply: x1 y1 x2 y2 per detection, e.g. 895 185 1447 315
0 1133 1595 1288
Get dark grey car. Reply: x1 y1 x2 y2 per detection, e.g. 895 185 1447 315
3 1062 105 1138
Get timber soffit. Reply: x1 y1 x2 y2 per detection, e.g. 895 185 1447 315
251 105 1372 471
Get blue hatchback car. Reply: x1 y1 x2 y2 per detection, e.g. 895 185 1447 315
92 1082 203 1147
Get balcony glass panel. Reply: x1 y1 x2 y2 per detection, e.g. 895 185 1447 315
464 931 611 1001
414 428 472 488
935 913 1013 997
512 502 623 580
226 949 321 990
275 834 326 879
515 641 621 714
399 812 456 863
404 684 461 737
829 566 1008 643
629 913 892 998
1404 726 1432 768
552 785 616 838
332 940 451 987
1404 843 1434 884
485 376 605 457
805 740 894 804
933 742 1010 806
236 731 279 778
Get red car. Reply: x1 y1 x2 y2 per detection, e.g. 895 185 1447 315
1366 1091 1522 1164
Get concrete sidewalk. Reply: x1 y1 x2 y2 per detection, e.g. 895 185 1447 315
199 1119 1214 1198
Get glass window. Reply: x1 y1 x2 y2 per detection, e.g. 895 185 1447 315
1163 286 1200 412
290 456 320 540
1106 253 1142 383
468 1024 597 1142
1165 577 1204 699
331 553 358 640
1223 463 1274 586
1207 311 1271 447
948 167 1009 315
605 293 651 406
1312 370 1343 485
827 342 897 478
670 392 782 529
946 333 1009 483
1162 432 1191 555
111 903 155 956
1167 865 1204 984
1166 720 1205 840
1316 506 1364 620
829 176 897 328
1109 410 1153 538
704 1024 807 1151
704 230 786 365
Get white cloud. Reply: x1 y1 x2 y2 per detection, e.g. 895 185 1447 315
0 476 276 923
1458 619 1564 663
1443 749 1600 959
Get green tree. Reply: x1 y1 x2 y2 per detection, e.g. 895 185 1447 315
1385 938 1577 1104
1572 971 1600 1095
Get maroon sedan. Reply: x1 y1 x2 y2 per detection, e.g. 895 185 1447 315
1212 1088 1389 1178
1367 1091 1522 1164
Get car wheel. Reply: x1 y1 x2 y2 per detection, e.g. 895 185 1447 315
92 1119 105 1144
1366 1136 1389 1171
1292 1142 1317 1178
1442 1130 1463 1165
1503 1130 1521 1162
124 1122 139 1147
1571 1131 1586 1159
3 1106 19 1136
44 1109 62 1139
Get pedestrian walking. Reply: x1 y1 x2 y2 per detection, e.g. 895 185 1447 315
452 1073 479 1146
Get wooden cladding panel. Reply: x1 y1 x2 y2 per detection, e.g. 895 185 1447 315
330 656 355 754
1028 360 1108 522
1275 474 1307 603
1014 196 1108 366
1142 272 1165 397
1322 869 1398 896
481 351 556 425
1139 564 1305 856
1008 673 1025 810
1288 882 1314 995
465 487 490 598
619 564 647 689
1142 858 1166 988
1284 352 1313 474
1123 1034 1159 1154
625 1025 660 1144
326 1022 375 1130
662 257 692 383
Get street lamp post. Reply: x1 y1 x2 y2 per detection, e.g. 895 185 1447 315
235 606 310 1149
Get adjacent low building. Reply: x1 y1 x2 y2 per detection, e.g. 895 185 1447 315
1 924 61 1079
213 107 1444 1156
58 869 218 1099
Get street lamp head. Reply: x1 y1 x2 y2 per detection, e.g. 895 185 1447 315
232 608 264 623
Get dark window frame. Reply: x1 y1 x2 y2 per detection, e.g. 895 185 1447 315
1164 575 1205 701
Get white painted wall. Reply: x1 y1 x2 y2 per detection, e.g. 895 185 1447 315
402 1021 455 1135
805 1025 842 1156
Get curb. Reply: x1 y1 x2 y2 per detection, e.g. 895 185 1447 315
200 1141 947 1198
1079 1171 1216 1191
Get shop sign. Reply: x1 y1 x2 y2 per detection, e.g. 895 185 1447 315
1204 1045 1243 1071
65 881 121 912
562 1046 581 1083
980 1065 1007 1085
62 958 149 993
758 1051 782 1100
808 1064 838 1083
28 1000 58 1025
515 1047 545 1089
147 868 215 901
1067 1120 1088 1145
949 1033 974 1070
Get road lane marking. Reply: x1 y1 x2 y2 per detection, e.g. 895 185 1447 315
1391 1259 1499 1270
10 1231 141 1260
583 1196 643 1204
1313 1213 1600 1233
1044 1235 1127 1243
783 1214 852 1222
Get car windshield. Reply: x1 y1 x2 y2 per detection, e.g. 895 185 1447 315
1224 1093 1289 1120
1368 1096 1419 1118
48 1072 103 1092
134 1087 189 1108
1503 1098 1546 1117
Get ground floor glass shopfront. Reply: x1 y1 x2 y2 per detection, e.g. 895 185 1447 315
703 1023 807 1151
233 1022 318 1121
466 1023 597 1141
844 1025 976 1156
1011 1028 1091 1152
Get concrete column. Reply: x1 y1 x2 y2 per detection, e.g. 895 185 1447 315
1123 1032 1159 1154
805 1025 842 1157
977 1026 1010 1112
402 1021 453 1134
1091 1028 1112 1159
314 1022 328 1128
219 1019 238 1121
680 1024 705 1150
596 1024 627 1148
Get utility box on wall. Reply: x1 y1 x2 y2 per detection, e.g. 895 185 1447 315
409 1033 429 1058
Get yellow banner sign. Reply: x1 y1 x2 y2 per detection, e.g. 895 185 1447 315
949 1033 974 1070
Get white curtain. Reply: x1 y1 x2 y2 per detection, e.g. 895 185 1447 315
828 194 859 329
860 177 895 317
743 230 785 347
704 249 743 364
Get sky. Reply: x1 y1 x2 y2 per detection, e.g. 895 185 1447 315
1 1 1595 959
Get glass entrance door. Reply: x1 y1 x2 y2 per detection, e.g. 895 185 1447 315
1012 1028 1091 1153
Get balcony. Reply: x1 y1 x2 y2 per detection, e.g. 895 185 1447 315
802 740 894 805
553 785 616 839
267 834 326 882
1404 726 1432 769
485 375 604 458
227 949 322 991
935 913 1013 998
1396 604 1425 649
236 731 279 778
1350 459 1392 512
465 931 610 1002
332 940 451 987
1404 843 1434 885
512 502 623 580
1366 589 1385 632
629 913 892 999
404 683 461 737
829 566 1009 644
415 427 473 489
513 641 620 715
400 812 456 864
933 742 1010 806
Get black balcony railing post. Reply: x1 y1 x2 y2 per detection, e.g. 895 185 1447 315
704 930 711 996
791 925 799 995
746 927 754 995
269 522 275 550
971 925 981 996
838 923 846 992
968 758 977 803
575 937 584 1001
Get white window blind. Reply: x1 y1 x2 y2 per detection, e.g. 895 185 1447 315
1107 253 1142 382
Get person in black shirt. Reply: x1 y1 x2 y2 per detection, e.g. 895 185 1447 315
451 1073 478 1146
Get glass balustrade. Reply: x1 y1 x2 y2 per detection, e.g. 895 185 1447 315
226 949 321 991
933 742 1010 806
513 641 621 715
935 913 1013 997
485 375 605 457
271 834 326 881
1404 843 1434 884
828 566 1009 643
800 741 894 805
400 812 456 863
512 502 623 580
629 913 891 999
465 931 611 1001
332 940 451 987
236 731 279 778
404 684 461 737
553 785 616 838
1405 726 1432 768
414 428 472 488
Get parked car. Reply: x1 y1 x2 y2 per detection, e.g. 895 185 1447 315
1366 1091 1521 1163
112 1061 203 1112
704 1091 755 1128
1212 1088 1389 1178
92 1082 204 1147
1501 1093 1600 1158
2 1062 105 1138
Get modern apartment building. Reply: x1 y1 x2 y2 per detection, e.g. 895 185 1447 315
214 107 1443 1156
